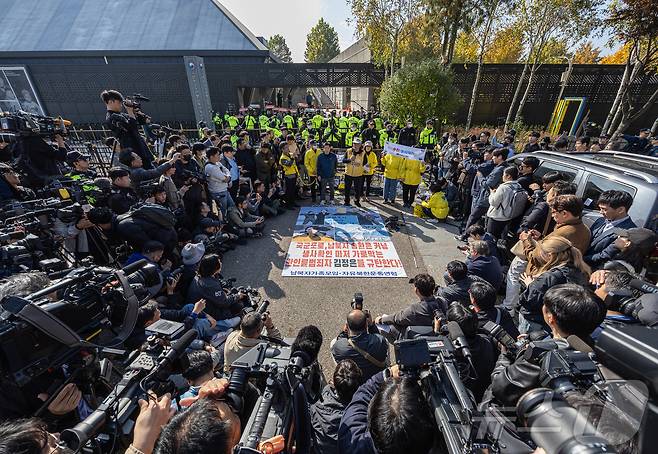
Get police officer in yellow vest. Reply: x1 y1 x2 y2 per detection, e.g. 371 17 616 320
258 113 269 131
345 122 359 147
338 112 349 147
227 113 239 131
400 157 426 209
323 124 341 148
279 143 299 209
418 119 438 164
312 112 324 130
303 139 321 203
243 111 258 142
362 140 378 201
283 113 294 130
343 137 366 207
379 122 397 148
381 149 405 204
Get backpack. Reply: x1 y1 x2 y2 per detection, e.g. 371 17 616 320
119 203 176 229
502 184 528 220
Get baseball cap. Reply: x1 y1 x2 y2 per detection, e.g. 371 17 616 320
613 227 657 249
364 140 373 147
200 217 221 229
67 151 90 162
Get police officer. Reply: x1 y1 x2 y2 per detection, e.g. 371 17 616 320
66 151 96 179
243 110 258 143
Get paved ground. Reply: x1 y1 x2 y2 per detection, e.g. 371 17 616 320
221 195 464 374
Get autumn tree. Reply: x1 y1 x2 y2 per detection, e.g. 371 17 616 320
304 18 340 63
573 41 602 63
602 0 658 140
379 59 462 125
268 34 293 62
600 43 631 64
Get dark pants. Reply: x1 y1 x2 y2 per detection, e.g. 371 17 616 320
402 183 418 206
308 177 318 202
229 181 239 201
486 218 508 239
284 176 297 206
344 175 363 204
364 174 373 197
464 204 488 232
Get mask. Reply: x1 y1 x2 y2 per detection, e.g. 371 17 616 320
407 122 413 128
182 155 191 162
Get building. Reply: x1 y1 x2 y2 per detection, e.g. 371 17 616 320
325 38 376 111
0 0 270 126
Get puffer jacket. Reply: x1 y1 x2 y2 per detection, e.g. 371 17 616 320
312 385 350 454
399 158 425 186
421 191 449 219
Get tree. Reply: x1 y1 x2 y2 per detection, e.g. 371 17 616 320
573 41 602 63
347 0 423 76
602 0 658 141
304 19 340 63
267 34 292 62
600 43 631 64
504 0 603 129
379 59 463 125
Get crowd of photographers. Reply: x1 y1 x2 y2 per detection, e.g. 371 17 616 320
0 90 657 454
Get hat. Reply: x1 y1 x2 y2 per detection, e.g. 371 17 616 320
614 227 657 249
599 133 610 139
67 151 90 162
352 137 362 144
640 128 651 133
200 217 221 229
364 140 373 147
181 242 206 265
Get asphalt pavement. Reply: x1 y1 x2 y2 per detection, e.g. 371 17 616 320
220 195 464 374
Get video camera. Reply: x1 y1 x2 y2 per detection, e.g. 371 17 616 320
0 259 159 390
59 329 198 452
394 325 497 453
122 93 150 110
604 278 658 327
226 341 314 454
0 111 70 141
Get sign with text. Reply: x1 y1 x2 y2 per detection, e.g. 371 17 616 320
383 141 426 162
283 206 406 278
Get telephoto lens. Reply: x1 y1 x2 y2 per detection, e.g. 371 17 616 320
517 388 617 454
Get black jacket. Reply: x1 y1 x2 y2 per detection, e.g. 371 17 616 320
397 127 417 146
12 136 67 186
467 255 503 291
379 296 444 329
477 307 520 340
360 128 379 145
186 275 243 320
518 192 549 234
116 215 177 255
105 111 154 169
435 275 486 309
522 142 541 154
519 265 587 324
311 385 350 454
491 338 569 406
108 186 139 215
331 331 389 380
235 148 257 179
337 372 383 454
462 334 498 402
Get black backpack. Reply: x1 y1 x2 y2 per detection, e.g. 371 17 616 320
119 203 176 229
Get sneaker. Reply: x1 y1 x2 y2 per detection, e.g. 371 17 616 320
363 197 370 202
320 200 326 205
355 200 362 208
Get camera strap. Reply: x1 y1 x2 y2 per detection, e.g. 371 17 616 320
103 269 139 347
347 338 386 369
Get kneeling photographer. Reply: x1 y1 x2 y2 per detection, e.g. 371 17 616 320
489 283 605 407
331 301 389 380
0 163 35 203
224 310 282 370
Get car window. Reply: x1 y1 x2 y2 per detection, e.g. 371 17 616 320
533 160 578 182
582 174 637 210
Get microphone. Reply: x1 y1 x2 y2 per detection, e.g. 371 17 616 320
446 321 477 378
152 329 197 381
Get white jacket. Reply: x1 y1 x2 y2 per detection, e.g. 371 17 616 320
487 180 526 221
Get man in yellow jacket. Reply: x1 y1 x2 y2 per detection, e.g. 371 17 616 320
400 157 426 208
279 144 299 209
303 140 321 203
418 182 449 220
362 140 378 201
381 151 404 204
343 137 366 207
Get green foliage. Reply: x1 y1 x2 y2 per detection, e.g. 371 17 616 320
304 18 340 63
379 59 463 125
267 34 292 63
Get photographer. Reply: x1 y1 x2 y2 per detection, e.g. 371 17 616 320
331 309 389 380
107 167 139 215
436 260 482 307
0 163 35 202
12 133 69 187
223 311 283 369
337 364 435 454
186 254 246 331
469 280 519 339
312 359 363 454
102 89 155 170
490 283 605 407
118 149 180 191
374 274 444 340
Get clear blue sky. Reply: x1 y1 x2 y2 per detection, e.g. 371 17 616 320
220 0 617 62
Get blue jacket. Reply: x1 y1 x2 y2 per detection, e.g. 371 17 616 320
317 152 338 178
467 255 503 290
584 216 636 267
337 371 384 454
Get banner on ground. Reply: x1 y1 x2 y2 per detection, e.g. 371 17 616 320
383 141 426 162
283 206 407 278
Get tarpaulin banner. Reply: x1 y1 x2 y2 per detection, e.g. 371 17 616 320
283 206 407 278
382 141 426 162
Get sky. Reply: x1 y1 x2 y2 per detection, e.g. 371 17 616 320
220 0 617 62
220 0 355 62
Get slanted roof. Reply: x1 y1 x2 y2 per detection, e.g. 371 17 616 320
0 0 268 55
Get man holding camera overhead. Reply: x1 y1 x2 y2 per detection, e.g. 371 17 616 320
102 89 154 170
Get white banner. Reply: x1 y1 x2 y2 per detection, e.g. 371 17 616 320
383 141 426 162
283 206 407 278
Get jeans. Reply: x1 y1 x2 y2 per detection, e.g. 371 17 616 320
344 175 363 204
319 176 335 202
503 256 528 313
383 177 398 202
518 313 549 335
210 190 235 219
